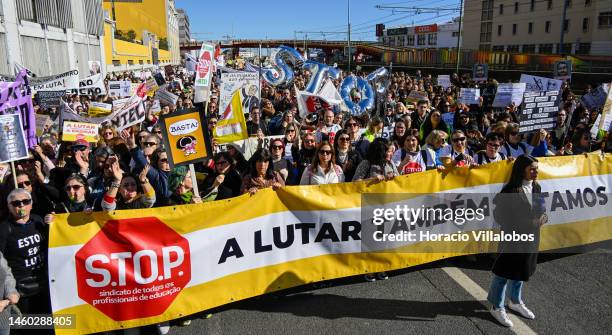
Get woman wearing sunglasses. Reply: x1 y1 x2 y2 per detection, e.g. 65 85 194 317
201 152 243 201
333 129 362 182
269 139 293 183
300 141 344 185
101 163 156 211
54 174 93 213
439 130 478 168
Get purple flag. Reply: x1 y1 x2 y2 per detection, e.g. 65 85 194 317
0 70 37 148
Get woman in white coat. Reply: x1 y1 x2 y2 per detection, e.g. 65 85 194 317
300 141 345 185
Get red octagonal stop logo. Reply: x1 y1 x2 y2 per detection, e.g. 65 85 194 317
75 217 191 321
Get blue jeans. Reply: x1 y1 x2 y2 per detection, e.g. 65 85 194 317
487 275 523 309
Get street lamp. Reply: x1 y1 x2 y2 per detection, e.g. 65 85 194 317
347 0 351 73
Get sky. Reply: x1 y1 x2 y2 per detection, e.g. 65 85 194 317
175 0 460 42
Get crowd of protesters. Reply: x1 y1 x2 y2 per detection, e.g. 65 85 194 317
0 60 610 334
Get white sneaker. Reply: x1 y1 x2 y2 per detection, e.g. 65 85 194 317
508 301 535 319
490 307 514 327
157 322 170 335
179 319 192 326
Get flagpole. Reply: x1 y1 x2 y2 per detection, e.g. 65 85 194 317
258 43 262 110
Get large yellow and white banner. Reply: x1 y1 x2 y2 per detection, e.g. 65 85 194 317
49 153 612 334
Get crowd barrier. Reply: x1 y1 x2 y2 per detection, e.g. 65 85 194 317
49 153 612 334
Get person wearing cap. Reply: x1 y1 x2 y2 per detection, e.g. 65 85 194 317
65 139 91 177
165 166 202 206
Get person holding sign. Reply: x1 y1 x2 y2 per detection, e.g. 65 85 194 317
439 130 478 168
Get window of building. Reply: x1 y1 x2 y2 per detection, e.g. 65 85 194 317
112 60 120 66
523 44 536 53
583 17 589 32
497 25 502 36
507 45 520 52
547 0 553 9
512 24 517 35
566 0 572 8
407 35 415 45
128 60 134 65
428 33 437 45
139 60 144 65
564 19 570 32
479 44 491 51
530 0 535 11
575 43 591 54
480 22 492 42
452 31 459 37
599 12 612 28
539 44 554 54
585 0 591 6
528 22 533 34
514 2 519 13
499 4 504 15
545 21 551 33
557 43 572 54
492 45 505 52
417 34 426 45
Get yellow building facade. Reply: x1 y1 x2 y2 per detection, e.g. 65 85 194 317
102 0 180 72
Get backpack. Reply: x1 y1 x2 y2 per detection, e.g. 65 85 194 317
503 142 527 156
476 151 506 165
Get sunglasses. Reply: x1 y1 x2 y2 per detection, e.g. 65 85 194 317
159 158 169 163
18 181 32 188
142 142 158 147
65 184 83 191
271 145 283 150
347 122 358 127
287 129 296 132
154 130 162 134
305 139 315 143
72 146 88 152
10 199 32 207
318 150 332 156
338 136 350 142
452 137 466 143
104 132 114 136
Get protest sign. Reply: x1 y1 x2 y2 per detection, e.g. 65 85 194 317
0 113 29 163
473 63 488 82
437 75 451 89
30 69 79 92
109 95 145 131
553 60 572 80
518 90 560 134
219 72 260 115
108 81 132 97
149 100 161 114
145 77 159 95
214 88 249 143
492 83 526 108
88 61 101 75
0 70 37 147
405 90 429 103
88 102 112 117
159 109 210 168
35 114 52 136
581 84 609 110
129 83 141 97
598 82 612 133
155 86 180 106
441 113 455 131
37 90 65 109
62 121 99 143
519 74 562 92
67 73 107 96
459 88 481 105
153 72 166 86
195 42 215 88
48 153 612 334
